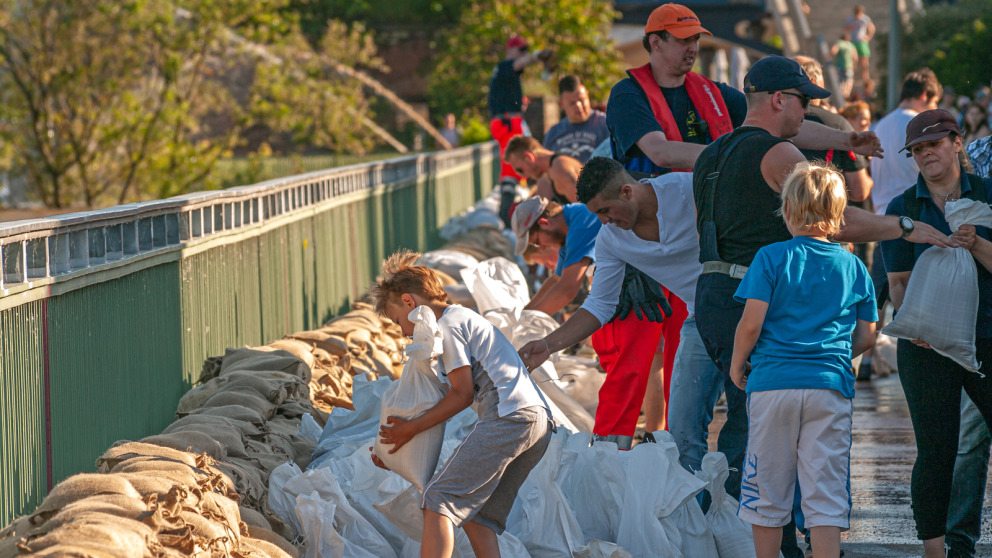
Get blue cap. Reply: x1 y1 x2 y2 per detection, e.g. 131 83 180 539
744 55 831 99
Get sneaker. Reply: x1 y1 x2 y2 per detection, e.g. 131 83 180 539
856 360 873 381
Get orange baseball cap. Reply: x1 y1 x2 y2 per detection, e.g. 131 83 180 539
645 3 712 39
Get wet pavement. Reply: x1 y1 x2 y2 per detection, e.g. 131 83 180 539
705 348 992 557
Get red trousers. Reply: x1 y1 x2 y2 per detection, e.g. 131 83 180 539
590 290 689 438
490 115 524 181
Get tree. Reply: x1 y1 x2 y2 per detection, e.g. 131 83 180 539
427 0 623 121
875 0 992 101
0 0 385 208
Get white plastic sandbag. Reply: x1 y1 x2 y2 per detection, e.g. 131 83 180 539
460 257 531 314
562 441 626 543
697 452 756 558
614 443 682 558
506 433 585 557
573 540 634 558
374 306 447 491
286 468 397 558
883 199 992 372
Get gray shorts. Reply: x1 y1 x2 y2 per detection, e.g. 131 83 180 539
422 406 552 534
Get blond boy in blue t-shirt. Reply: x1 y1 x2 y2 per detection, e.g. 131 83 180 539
730 163 877 558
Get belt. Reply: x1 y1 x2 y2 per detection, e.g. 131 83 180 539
701 261 749 280
491 112 523 119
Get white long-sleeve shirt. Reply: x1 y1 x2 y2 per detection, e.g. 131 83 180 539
580 172 703 325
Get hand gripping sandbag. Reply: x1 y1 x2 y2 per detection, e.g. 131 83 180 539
374 306 447 492
883 199 992 372
696 452 757 558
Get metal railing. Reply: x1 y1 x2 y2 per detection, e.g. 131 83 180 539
0 142 498 526
1 145 493 298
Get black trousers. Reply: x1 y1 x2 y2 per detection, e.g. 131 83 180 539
898 337 992 540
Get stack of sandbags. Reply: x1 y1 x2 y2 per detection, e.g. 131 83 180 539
270 302 409 414
0 446 298 558
440 225 515 262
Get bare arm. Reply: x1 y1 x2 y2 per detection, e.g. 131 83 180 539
379 365 474 453
524 258 589 315
851 319 876 357
636 131 707 170
528 273 559 306
834 206 952 247
548 159 580 203
730 299 769 390
887 271 911 310
844 167 873 202
761 142 808 192
533 175 555 200
512 49 551 72
793 123 883 158
518 308 602 370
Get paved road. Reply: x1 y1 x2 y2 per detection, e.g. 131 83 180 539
706 354 992 557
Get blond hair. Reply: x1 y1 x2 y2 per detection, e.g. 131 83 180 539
369 250 447 314
780 162 847 236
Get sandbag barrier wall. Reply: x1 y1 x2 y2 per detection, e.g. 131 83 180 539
0 143 498 526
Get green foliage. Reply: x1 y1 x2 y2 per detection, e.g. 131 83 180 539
459 116 492 145
0 0 385 208
287 0 465 45
427 0 623 120
876 0 992 100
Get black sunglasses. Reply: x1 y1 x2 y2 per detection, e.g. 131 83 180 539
770 91 812 109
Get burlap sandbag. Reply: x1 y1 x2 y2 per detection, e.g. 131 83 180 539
262 339 316 368
19 513 153 558
238 506 271 530
199 387 277 420
237 535 297 558
140 431 226 461
165 412 263 438
285 330 350 358
212 459 267 508
19 544 119 557
245 525 299 558
219 348 309 383
199 491 243 537
225 370 309 406
175 376 231 415
182 404 266 426
96 441 197 473
30 474 141 523
111 458 204 488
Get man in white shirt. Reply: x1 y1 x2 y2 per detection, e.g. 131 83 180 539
870 69 942 216
519 157 722 476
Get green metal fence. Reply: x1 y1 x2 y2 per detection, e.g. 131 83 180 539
0 143 498 525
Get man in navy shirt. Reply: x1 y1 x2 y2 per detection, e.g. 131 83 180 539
544 75 610 164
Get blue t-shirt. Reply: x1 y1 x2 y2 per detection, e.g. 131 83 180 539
555 204 601 276
487 59 523 117
734 236 878 399
606 77 747 174
543 111 610 164
881 170 992 338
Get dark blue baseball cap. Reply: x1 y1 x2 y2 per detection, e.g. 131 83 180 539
744 55 831 99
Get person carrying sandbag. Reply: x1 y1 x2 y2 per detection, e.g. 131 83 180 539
369 250 554 558
879 109 992 558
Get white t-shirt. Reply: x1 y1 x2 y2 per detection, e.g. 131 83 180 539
846 14 873 42
580 172 702 324
870 108 919 215
436 305 550 419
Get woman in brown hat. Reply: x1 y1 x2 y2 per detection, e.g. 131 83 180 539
880 109 992 557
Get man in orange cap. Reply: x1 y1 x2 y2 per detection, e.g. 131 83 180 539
606 3 745 176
